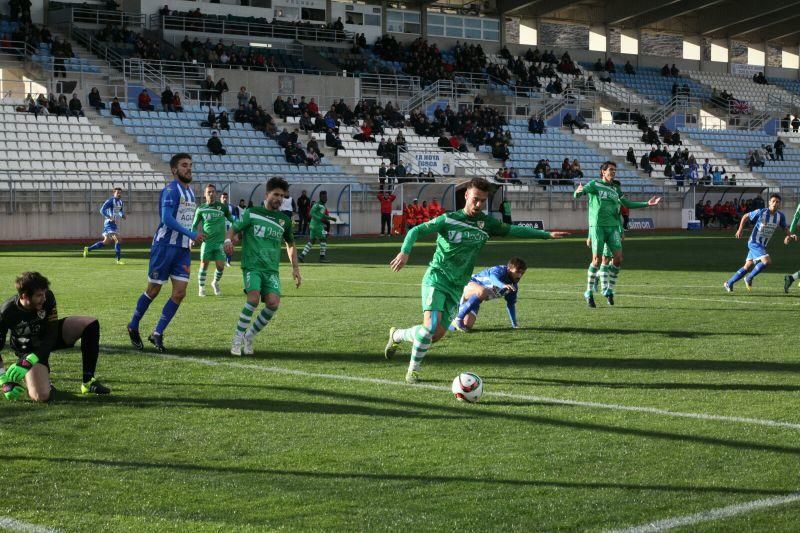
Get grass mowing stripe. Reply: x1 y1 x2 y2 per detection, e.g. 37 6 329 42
111 350 800 431
608 491 800 532
0 517 58 533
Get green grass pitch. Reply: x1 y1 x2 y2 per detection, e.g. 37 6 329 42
2 232 800 531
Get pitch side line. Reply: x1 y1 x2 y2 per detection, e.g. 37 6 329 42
0 517 58 533
607 491 800 532
117 351 800 431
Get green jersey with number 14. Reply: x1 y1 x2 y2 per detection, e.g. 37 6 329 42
232 207 294 273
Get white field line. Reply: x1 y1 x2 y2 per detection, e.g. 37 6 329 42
0 517 58 533
110 350 800 431
608 491 800 532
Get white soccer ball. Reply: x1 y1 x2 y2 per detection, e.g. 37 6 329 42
451 372 484 403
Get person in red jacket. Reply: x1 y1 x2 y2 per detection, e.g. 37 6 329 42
307 98 319 116
405 199 420 229
428 198 444 218
419 201 431 223
137 89 154 111
378 192 396 236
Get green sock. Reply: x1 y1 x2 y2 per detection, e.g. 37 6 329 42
214 269 223 283
608 265 620 294
409 325 432 371
235 302 256 335
198 268 207 288
246 307 275 337
599 264 610 293
586 264 599 293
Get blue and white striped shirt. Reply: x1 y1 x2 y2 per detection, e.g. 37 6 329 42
100 197 124 222
748 208 786 247
153 180 197 248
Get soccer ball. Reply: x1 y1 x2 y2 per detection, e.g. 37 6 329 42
451 372 483 403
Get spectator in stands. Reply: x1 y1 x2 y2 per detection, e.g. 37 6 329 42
661 64 670 77
201 107 217 129
604 57 615 73
593 58 603 71
378 162 388 189
333 17 344 31
325 129 342 154
51 37 68 78
670 64 679 76
775 138 785 161
207 131 226 155
640 153 653 176
562 112 575 131
793 116 800 133
306 145 322 166
626 147 637 168
387 163 396 181
763 143 775 161
56 94 68 117
110 97 125 120
67 93 84 118
753 72 768 85
711 166 723 185
161 86 175 113
782 114 791 132
297 191 311 235
173 92 183 112
218 111 230 131
748 149 765 170
624 60 635 75
308 98 319 117
87 88 104 111
273 95 286 119
396 162 407 180
702 158 712 179
574 112 589 130
201 76 215 108
237 87 250 109
137 89 154 111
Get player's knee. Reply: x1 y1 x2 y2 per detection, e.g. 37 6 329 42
172 287 187 302
83 319 100 339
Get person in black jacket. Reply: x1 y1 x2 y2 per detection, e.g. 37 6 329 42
207 131 226 155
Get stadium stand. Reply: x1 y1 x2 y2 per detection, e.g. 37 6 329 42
686 70 797 112
608 66 712 105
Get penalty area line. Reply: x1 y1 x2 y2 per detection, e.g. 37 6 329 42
112 349 800 432
607 491 800 532
0 517 58 533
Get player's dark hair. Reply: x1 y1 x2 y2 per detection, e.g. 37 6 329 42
112 187 122 193
770 193 782 201
16 272 50 297
205 183 216 190
600 161 617 172
170 153 192 169
508 257 527 271
466 178 491 192
267 177 289 192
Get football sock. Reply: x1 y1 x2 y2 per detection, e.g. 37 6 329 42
607 265 620 294
409 326 432 371
727 267 748 286
236 302 257 335
247 307 275 337
81 320 100 382
114 242 121 260
129 292 153 330
746 261 768 282
320 241 328 257
456 295 481 321
599 264 610 293
198 267 207 288
225 253 232 263
154 298 180 335
88 241 104 251
301 242 312 257
793 270 800 281
586 264 599 293
213 269 223 284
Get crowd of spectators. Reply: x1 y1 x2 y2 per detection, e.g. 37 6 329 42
22 92 84 118
696 196 764 228
711 88 752 114
533 158 583 186
409 105 510 158
747 137 786 170
404 198 444 229
780 114 800 132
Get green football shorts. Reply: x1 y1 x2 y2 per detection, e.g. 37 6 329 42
200 241 226 262
421 284 460 327
590 226 622 256
243 270 281 296
309 225 327 241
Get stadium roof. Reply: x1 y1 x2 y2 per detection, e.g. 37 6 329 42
494 0 800 47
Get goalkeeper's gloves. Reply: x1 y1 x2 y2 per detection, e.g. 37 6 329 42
4 354 39 383
2 380 25 401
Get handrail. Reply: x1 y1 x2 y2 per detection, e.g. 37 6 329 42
156 14 354 44
48 5 146 28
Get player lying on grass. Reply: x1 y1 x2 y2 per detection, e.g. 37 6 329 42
225 177 301 356
0 272 110 402
450 257 526 331
385 177 568 384
724 193 791 292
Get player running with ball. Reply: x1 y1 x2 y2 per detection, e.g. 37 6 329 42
384 178 568 384
574 162 661 307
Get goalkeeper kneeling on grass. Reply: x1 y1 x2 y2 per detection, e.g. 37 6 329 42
0 272 110 402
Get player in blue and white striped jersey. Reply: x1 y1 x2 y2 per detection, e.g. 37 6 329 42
725 194 792 292
83 187 126 264
127 153 204 353
450 257 527 331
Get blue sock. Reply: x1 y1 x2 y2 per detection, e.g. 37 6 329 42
727 267 748 286
114 243 121 260
456 295 481 321
226 253 232 263
129 292 153 330
88 241 105 251
746 262 767 282
154 298 180 335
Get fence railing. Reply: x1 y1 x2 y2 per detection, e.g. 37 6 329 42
49 6 146 28
154 14 353 44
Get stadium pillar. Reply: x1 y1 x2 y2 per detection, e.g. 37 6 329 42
381 0 387 34
421 8 427 38
325 0 332 25
498 0 507 47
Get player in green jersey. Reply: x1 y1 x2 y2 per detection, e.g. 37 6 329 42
384 178 568 384
574 162 661 307
298 190 337 263
224 177 301 356
192 183 234 297
783 202 800 293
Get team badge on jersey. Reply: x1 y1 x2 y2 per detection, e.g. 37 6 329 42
37 310 45 319
477 221 485 229
279 219 285 226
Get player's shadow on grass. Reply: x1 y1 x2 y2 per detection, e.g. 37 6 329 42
487 376 800 393
476 326 755 339
1 454 791 498
57 383 800 458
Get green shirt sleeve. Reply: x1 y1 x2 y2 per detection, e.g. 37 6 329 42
223 204 234 224
191 205 203 232
574 180 596 198
400 215 446 254
507 225 552 239
790 204 800 233
620 197 650 209
232 209 251 233
283 216 295 245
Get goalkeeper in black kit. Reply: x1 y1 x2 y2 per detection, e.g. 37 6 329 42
0 272 110 402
